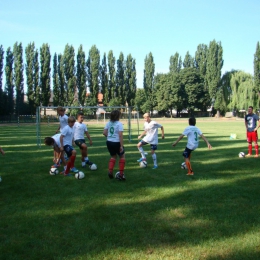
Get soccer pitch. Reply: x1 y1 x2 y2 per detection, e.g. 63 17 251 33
1 119 260 260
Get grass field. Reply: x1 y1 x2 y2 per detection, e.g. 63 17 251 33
1 119 260 260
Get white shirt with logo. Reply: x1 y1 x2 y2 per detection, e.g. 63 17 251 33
73 122 88 140
104 121 123 142
59 114 68 131
61 125 74 146
143 120 162 145
52 134 61 148
182 125 202 150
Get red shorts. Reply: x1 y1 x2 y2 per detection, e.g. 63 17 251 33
247 131 258 142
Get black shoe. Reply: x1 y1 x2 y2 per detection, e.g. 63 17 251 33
115 172 126 181
108 172 113 179
85 160 93 166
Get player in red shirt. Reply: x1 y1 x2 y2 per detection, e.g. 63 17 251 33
245 106 260 157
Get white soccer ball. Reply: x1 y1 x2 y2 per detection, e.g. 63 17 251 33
140 161 148 168
75 171 85 179
89 163 97 170
181 162 187 169
49 168 59 175
238 152 245 158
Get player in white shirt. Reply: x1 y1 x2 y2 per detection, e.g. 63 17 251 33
103 110 126 180
56 106 68 133
172 117 212 175
137 113 164 169
74 112 94 168
60 116 79 176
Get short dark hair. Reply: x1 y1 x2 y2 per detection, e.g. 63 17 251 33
77 111 84 118
44 137 54 146
249 106 253 110
110 110 120 121
68 116 76 123
189 117 196 126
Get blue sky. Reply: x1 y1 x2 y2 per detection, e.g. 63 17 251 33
1 0 260 89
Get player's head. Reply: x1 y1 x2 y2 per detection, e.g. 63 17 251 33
110 110 120 121
77 111 84 122
143 113 151 122
189 117 196 126
248 106 253 114
57 106 65 115
68 116 76 127
44 137 54 146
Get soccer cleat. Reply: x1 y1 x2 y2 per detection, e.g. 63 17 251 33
60 171 71 176
186 172 194 176
137 158 146 163
108 172 113 179
152 165 158 169
51 163 60 168
85 160 93 166
70 167 79 173
115 172 126 181
245 154 252 157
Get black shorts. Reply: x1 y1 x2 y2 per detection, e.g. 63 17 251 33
106 141 125 156
139 140 158 150
183 147 193 158
75 139 86 149
64 145 74 158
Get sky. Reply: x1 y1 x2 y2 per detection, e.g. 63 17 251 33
1 0 260 89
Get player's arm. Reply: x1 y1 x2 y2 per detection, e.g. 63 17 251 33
200 134 212 149
138 130 147 140
60 135 64 151
172 134 184 147
56 125 60 134
119 131 124 152
161 126 164 139
103 129 108 137
85 131 93 145
254 119 260 132
0 146 4 155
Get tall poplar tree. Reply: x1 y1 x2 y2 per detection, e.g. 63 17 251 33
5 47 14 115
195 44 208 76
143 52 155 112
108 50 116 101
206 40 224 104
183 51 194 68
58 54 65 106
169 52 182 74
13 42 24 115
116 52 125 105
63 44 76 105
77 45 86 106
52 53 59 106
254 41 260 102
40 43 51 109
0 45 4 115
125 54 136 107
100 53 108 106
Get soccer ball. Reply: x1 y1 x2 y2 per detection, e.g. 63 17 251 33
75 171 85 179
238 152 245 158
181 162 187 169
89 163 97 170
140 161 148 168
49 168 59 175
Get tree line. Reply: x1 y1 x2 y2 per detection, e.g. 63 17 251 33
0 40 259 117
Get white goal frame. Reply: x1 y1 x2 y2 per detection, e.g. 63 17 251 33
36 106 139 147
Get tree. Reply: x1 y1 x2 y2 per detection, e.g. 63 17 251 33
0 45 4 115
77 45 87 106
254 41 260 103
195 44 208 77
169 52 182 75
134 88 146 113
116 52 125 105
52 53 60 106
13 42 24 115
143 52 155 113
100 53 108 106
57 54 65 106
125 54 137 107
88 45 100 105
107 50 116 101
206 40 224 105
40 43 51 109
183 51 194 68
63 44 76 106
5 47 14 115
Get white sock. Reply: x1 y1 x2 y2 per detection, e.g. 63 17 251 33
152 153 157 166
82 162 86 167
84 157 89 161
138 147 146 158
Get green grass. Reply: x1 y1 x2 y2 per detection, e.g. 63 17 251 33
1 119 260 260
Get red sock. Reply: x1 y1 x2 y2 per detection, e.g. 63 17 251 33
109 158 116 173
255 144 259 155
119 158 125 175
70 155 76 168
248 144 252 155
65 161 72 174
185 161 193 173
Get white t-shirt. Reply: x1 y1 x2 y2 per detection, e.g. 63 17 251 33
52 134 61 148
182 125 202 150
104 121 123 142
59 114 68 131
142 120 162 145
73 122 88 140
61 125 74 146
